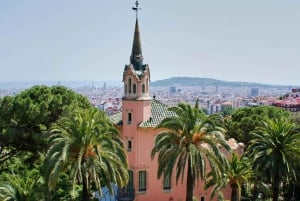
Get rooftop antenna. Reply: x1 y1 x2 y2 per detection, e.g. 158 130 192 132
132 0 142 18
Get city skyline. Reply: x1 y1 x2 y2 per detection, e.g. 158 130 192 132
0 1 299 85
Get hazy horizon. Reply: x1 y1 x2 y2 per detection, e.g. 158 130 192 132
1 76 299 89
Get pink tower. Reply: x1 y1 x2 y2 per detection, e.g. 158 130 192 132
114 1 234 201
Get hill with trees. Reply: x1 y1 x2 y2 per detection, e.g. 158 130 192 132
151 77 294 88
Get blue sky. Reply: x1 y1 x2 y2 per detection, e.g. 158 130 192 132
0 0 299 85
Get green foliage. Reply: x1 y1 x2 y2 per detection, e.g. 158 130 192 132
291 112 300 129
227 153 253 201
247 117 300 201
44 107 128 201
221 106 235 117
0 85 91 166
49 172 81 201
217 193 225 201
0 167 43 201
0 86 130 200
279 93 289 100
206 153 254 201
285 155 300 200
151 100 231 201
225 106 290 147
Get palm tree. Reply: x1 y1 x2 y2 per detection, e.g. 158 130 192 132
0 169 43 201
226 153 253 201
44 108 128 201
151 101 231 201
248 117 300 201
205 153 253 201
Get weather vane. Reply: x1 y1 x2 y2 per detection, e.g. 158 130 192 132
132 0 142 18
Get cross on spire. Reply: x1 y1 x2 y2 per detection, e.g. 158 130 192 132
132 0 141 18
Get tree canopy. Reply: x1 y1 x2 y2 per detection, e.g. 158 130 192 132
0 85 91 166
0 85 129 200
225 106 290 146
247 117 300 201
44 107 128 201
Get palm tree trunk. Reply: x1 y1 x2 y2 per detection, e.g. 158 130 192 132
82 170 91 201
272 172 280 201
231 183 239 201
186 158 194 201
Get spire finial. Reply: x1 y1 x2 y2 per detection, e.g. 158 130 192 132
132 1 142 18
130 0 143 70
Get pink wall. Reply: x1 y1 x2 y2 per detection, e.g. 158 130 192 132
120 124 233 201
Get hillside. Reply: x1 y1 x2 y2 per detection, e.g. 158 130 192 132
151 77 288 88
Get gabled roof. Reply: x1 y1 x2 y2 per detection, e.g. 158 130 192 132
109 99 176 128
139 99 176 128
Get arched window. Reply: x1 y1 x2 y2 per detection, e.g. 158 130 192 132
124 84 127 94
133 84 137 94
146 78 149 93
142 84 145 93
128 78 132 93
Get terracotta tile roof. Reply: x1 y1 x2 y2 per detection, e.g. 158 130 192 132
139 99 176 128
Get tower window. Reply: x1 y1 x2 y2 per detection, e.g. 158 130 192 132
128 78 132 93
142 84 145 93
138 170 147 192
125 84 127 94
163 174 171 191
146 78 149 93
127 113 132 124
133 84 137 94
201 196 205 201
127 140 132 151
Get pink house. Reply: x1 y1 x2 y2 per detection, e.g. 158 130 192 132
111 2 238 200
272 97 300 112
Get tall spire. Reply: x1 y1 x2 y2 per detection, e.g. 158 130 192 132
130 1 143 70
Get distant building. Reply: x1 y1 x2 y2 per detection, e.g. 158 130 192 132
273 98 300 112
271 89 300 112
272 97 300 112
292 88 300 93
251 88 259 97
169 86 176 94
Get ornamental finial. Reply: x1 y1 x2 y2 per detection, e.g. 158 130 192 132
132 1 142 18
